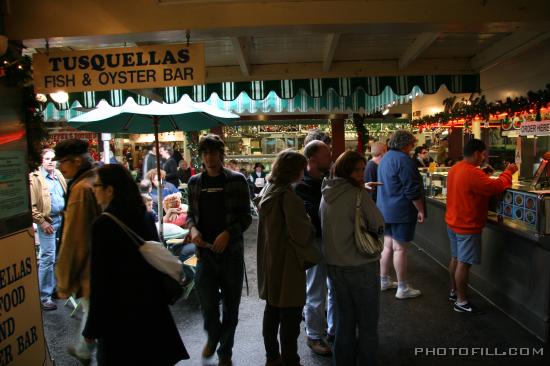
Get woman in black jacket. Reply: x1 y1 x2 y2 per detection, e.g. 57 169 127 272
84 164 189 365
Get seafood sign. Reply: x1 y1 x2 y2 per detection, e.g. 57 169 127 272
33 43 205 93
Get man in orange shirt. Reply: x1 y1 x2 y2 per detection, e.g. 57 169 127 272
445 139 518 313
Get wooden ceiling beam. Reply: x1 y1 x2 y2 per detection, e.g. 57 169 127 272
470 31 550 72
322 33 341 73
7 0 550 40
398 32 440 70
231 36 251 77
204 58 474 83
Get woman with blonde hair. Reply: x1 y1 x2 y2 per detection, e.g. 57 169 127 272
256 149 320 366
146 168 179 213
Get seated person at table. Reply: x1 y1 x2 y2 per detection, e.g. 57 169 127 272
146 168 179 212
163 193 187 227
141 193 158 222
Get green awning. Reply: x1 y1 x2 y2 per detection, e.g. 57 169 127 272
46 74 479 109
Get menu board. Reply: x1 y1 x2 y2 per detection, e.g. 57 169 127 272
0 151 29 220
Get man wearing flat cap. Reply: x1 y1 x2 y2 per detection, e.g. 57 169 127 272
54 139 101 363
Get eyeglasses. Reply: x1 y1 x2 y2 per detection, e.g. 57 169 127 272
93 183 106 188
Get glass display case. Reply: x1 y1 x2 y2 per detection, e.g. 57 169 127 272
420 168 450 200
421 168 550 236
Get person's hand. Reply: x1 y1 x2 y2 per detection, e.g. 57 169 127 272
40 221 54 235
212 230 230 253
505 163 519 175
364 182 383 191
190 226 207 248
417 211 425 224
482 165 495 175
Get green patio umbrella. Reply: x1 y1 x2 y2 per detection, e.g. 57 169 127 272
70 94 239 239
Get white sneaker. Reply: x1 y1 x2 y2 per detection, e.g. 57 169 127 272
395 286 422 299
380 280 398 291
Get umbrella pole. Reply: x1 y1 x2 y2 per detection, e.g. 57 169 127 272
153 116 164 241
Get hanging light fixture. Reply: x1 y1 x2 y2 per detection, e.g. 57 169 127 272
50 91 69 104
35 93 47 103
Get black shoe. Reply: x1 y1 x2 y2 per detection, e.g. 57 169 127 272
41 299 57 311
448 292 457 302
307 338 332 357
453 301 483 314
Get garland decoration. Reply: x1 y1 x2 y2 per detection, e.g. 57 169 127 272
413 84 550 126
353 114 368 153
185 131 201 170
1 46 49 171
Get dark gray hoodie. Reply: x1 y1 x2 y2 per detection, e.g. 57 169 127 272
320 177 385 266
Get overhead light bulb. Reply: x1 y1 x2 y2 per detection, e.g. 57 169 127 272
382 108 390 115
50 91 69 104
35 93 47 103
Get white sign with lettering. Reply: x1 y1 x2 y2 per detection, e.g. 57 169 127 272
519 120 550 136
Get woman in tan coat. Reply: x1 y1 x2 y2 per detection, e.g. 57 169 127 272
256 149 320 366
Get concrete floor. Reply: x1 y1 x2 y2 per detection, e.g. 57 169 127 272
43 218 549 366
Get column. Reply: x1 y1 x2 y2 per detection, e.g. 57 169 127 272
330 119 345 161
448 127 463 162
101 133 111 165
210 126 224 137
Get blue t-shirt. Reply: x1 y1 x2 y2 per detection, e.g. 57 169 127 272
376 149 421 223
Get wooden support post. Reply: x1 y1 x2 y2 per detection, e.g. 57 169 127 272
448 127 463 162
210 126 224 138
330 119 345 161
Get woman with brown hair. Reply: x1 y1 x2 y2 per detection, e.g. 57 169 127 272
256 149 320 366
320 150 385 366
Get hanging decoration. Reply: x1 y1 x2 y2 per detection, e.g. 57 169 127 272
1 46 49 171
185 131 201 170
353 114 368 154
413 84 550 127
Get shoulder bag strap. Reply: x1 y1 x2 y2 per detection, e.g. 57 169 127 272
102 212 145 247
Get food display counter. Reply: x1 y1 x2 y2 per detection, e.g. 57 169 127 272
415 171 550 341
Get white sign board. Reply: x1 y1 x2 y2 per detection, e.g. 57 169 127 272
519 120 550 136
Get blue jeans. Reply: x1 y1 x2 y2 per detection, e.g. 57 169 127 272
305 238 335 339
37 216 62 302
173 243 197 281
328 262 380 366
195 248 244 358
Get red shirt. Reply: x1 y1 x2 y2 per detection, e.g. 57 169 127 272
445 161 512 234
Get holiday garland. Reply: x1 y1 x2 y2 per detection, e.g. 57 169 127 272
185 131 201 170
0 48 49 171
353 114 368 153
414 84 550 126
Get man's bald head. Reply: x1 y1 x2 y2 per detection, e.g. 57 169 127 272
304 140 332 174
304 140 329 159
